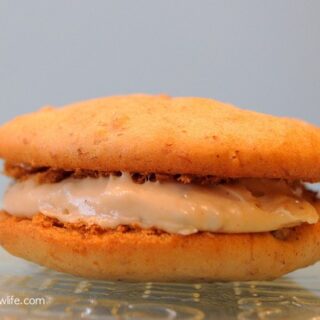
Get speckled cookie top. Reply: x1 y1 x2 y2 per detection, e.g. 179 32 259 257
0 94 320 180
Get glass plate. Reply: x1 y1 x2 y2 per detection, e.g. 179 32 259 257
0 248 319 320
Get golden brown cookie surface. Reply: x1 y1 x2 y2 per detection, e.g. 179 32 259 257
0 94 320 180
0 212 319 281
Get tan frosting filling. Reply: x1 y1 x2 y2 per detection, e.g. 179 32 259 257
3 173 319 235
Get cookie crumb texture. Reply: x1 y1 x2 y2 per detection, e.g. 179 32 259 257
0 212 319 281
0 95 320 180
4 162 230 185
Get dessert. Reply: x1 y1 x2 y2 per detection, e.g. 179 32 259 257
0 94 319 281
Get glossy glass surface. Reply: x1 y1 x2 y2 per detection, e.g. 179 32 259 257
0 248 319 319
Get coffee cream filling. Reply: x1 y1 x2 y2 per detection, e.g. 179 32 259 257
3 173 319 235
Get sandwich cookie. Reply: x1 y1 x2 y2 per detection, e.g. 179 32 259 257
0 94 319 281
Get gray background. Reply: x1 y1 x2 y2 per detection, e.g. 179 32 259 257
0 0 320 194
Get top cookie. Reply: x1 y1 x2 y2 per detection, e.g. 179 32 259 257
0 94 320 181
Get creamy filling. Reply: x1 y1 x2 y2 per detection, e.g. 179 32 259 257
3 173 319 235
